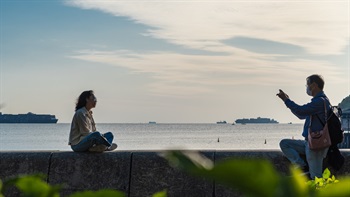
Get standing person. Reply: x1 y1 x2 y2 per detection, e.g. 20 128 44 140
276 74 331 179
68 90 118 152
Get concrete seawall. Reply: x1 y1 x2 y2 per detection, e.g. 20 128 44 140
1 150 350 197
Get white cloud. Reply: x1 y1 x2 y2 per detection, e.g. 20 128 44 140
65 0 349 55
65 0 348 96
69 49 344 96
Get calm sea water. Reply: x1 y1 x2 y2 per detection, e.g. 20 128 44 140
0 123 305 151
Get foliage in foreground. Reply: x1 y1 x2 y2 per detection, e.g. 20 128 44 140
0 175 166 197
1 151 350 197
307 168 339 190
162 150 350 197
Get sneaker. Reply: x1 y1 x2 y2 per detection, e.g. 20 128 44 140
300 165 309 175
293 165 310 177
106 143 118 151
88 144 107 153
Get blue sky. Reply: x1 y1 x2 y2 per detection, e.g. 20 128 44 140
0 0 349 123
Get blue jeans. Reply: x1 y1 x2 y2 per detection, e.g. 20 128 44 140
71 132 113 152
280 139 328 179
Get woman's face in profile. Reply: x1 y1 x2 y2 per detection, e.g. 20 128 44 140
86 95 97 108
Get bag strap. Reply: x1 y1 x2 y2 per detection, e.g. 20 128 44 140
315 114 325 127
315 97 328 127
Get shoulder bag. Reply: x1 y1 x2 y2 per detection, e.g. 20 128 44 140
308 98 331 150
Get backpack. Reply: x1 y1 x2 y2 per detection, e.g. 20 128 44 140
327 106 344 145
316 101 344 146
316 101 345 171
327 144 345 171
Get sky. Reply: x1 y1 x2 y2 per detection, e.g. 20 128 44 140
0 0 349 124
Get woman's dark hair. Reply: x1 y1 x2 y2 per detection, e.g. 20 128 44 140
75 90 94 111
307 74 325 90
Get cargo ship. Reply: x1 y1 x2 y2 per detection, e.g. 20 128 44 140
0 112 58 123
235 117 278 124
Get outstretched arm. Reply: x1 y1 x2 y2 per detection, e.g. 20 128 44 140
276 89 289 101
276 89 306 119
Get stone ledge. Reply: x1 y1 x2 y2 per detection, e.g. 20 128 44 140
48 152 131 196
129 151 214 197
0 151 53 196
1 150 349 197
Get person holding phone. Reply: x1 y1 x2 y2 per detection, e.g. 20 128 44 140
276 74 330 179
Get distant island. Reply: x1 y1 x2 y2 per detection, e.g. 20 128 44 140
0 112 58 123
235 117 278 124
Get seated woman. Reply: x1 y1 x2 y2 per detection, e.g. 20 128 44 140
68 90 118 152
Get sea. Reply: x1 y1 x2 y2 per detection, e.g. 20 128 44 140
0 123 305 151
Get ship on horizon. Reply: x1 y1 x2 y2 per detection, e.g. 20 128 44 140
235 117 278 124
0 112 58 123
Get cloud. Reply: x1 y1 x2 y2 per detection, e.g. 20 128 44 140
69 49 343 96
65 0 348 55
65 0 348 96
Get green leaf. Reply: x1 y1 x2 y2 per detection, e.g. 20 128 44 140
281 166 310 197
161 150 213 173
162 150 280 197
315 178 350 197
1 174 61 197
14 175 60 197
152 189 167 197
274 166 316 197
208 159 280 197
0 179 3 197
69 189 126 197
162 151 350 197
322 168 331 179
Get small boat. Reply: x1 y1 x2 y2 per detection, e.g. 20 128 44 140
148 121 156 124
217 121 227 124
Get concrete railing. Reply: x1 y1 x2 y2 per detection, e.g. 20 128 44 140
1 150 350 197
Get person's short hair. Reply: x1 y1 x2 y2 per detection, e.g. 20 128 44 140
307 74 324 90
75 90 94 111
